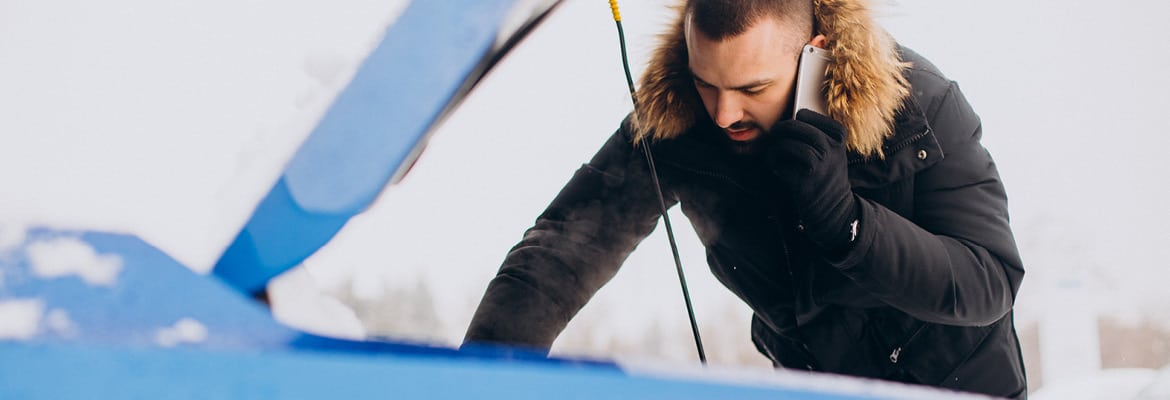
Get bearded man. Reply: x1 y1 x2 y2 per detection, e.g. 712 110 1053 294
465 0 1027 398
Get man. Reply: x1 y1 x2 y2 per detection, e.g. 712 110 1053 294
465 0 1026 398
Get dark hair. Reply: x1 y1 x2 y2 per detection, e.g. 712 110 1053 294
684 0 814 41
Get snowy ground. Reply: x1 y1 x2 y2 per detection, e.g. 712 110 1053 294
4 0 1170 397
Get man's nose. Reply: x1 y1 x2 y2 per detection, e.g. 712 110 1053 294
713 92 743 129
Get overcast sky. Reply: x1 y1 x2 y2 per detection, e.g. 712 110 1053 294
3 0 1169 376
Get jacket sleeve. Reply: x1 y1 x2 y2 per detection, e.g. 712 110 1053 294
831 82 1025 326
463 119 669 350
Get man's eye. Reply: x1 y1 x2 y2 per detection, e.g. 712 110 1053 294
693 79 713 89
743 88 764 96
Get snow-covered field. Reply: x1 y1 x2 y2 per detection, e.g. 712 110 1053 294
3 0 1170 397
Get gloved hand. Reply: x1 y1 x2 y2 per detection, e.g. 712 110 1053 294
766 109 860 255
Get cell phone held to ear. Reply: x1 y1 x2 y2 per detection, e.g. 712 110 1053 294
792 44 830 118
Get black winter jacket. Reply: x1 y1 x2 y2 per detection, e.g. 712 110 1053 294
466 48 1027 399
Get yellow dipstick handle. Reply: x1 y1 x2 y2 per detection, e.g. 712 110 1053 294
609 0 621 21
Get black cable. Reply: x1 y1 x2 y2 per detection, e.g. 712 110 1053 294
610 1 707 365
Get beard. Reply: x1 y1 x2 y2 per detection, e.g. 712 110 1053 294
718 120 767 156
715 106 795 157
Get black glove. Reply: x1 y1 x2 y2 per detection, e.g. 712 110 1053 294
767 109 860 255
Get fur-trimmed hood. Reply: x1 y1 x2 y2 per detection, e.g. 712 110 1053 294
634 0 910 159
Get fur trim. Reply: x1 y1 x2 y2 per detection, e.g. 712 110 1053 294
815 0 910 158
633 5 701 145
633 0 910 159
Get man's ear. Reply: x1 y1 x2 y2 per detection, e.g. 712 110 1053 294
809 34 827 49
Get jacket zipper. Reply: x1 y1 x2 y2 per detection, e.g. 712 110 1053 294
780 230 821 370
886 129 931 154
889 322 928 364
847 128 931 165
662 157 821 368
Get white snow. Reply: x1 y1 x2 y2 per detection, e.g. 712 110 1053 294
349 270 386 302
155 318 209 347
0 224 26 254
45 308 77 337
1039 274 1103 384
26 237 122 287
268 267 366 340
0 299 45 340
1031 369 1158 400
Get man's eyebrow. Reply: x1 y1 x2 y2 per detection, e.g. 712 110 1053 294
689 71 773 91
730 79 773 91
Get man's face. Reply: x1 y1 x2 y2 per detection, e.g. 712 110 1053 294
686 15 807 152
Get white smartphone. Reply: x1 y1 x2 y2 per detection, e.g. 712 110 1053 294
791 44 830 118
